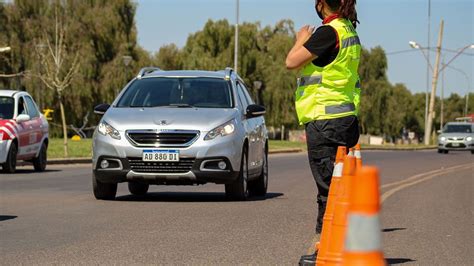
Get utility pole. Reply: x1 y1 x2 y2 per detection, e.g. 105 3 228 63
424 20 444 145
440 57 445 131
234 0 239 73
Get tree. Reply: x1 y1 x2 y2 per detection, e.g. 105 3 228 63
35 6 79 157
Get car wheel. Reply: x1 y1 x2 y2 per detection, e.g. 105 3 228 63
33 142 47 172
249 150 268 197
128 182 149 196
437 149 443 154
444 150 449 154
92 173 117 200
225 146 249 201
2 143 17 173
471 150 474 155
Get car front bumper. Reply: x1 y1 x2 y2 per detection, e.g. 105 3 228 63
92 130 243 185
438 141 474 151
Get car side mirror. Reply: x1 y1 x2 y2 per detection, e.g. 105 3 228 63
16 114 31 123
94 103 110 115
437 130 442 134
246 104 266 118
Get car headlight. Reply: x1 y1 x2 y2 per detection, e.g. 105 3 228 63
97 121 121 140
204 119 236 140
440 137 446 141
466 136 473 142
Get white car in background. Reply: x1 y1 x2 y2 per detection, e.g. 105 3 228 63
0 90 49 173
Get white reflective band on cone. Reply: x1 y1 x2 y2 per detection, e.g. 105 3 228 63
345 214 382 251
348 150 354 156
354 150 361 158
333 162 343 177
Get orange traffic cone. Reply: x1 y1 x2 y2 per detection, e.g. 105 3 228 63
315 146 347 259
348 147 354 156
342 166 386 266
354 144 362 171
318 155 356 266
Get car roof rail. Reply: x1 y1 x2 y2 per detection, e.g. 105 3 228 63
224 67 234 80
136 67 161 79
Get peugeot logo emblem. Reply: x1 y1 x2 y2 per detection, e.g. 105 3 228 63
159 120 168 125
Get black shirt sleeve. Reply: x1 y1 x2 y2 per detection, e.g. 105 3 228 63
303 25 338 67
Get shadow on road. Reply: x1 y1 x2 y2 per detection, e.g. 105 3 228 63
3 169 61 174
0 215 18 222
382 227 407 233
386 258 416 265
115 192 284 202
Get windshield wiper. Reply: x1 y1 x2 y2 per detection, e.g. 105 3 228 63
168 103 193 108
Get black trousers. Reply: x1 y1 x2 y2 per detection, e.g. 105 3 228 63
305 115 360 230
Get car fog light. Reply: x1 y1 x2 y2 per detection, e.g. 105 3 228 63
218 161 227 170
100 160 110 169
466 137 473 142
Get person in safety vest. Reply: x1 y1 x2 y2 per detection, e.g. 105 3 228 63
285 0 361 264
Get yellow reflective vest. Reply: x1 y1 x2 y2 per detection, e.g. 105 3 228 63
295 18 361 125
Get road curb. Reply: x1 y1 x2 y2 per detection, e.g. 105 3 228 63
17 146 436 167
269 148 304 154
18 158 92 166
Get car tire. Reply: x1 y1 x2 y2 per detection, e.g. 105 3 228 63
225 146 249 201
33 142 47 172
471 150 474 155
437 149 443 154
249 150 268 197
444 150 449 154
92 174 117 200
2 142 17 173
128 182 149 196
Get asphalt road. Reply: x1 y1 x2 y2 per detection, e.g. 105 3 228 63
0 150 472 265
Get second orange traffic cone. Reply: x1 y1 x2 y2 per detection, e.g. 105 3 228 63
318 155 356 265
354 144 362 171
314 146 347 259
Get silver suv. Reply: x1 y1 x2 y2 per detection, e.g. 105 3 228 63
92 67 268 200
437 122 474 154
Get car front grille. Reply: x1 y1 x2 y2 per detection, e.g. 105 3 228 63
447 137 465 141
126 130 199 147
128 157 195 173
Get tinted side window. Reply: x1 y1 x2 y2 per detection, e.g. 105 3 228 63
17 97 27 116
236 82 249 111
24 96 40 118
240 82 254 105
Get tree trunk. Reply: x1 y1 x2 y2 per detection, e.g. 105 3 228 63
59 100 68 157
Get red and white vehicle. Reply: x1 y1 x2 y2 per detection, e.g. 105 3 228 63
0 90 49 173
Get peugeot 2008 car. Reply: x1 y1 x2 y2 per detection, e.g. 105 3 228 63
92 67 268 200
437 122 474 154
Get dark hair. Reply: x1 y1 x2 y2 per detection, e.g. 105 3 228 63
325 0 359 27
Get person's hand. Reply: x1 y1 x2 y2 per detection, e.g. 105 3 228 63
296 25 314 43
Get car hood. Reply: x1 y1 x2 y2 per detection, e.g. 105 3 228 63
103 107 239 131
439 132 473 139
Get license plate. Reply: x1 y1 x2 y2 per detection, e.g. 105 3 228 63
142 150 179 162
452 143 460 147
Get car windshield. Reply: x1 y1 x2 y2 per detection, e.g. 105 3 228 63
444 124 472 133
116 77 233 108
0 96 14 119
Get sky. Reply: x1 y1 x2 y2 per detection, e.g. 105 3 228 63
135 0 474 97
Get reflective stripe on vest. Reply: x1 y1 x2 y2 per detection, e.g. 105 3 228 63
341 36 361 48
299 75 322 86
325 103 355 115
345 213 382 251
